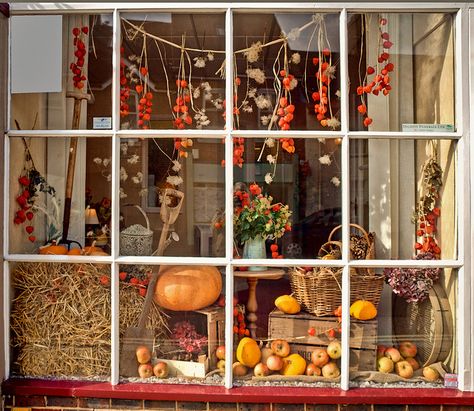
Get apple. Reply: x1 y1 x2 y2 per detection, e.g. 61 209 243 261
217 359 226 371
377 345 387 359
153 361 169 378
305 363 322 376
254 362 270 377
404 357 420 371
260 346 274 365
377 356 394 373
384 347 401 363
135 345 151 364
423 366 440 381
271 339 291 357
216 345 226 360
311 347 330 367
398 341 417 358
326 341 341 360
321 361 340 378
266 354 284 371
395 360 414 379
232 361 248 377
138 363 153 378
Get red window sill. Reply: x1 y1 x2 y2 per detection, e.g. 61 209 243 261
2 378 474 405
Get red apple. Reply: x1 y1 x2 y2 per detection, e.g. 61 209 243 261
384 347 401 363
398 341 417 358
405 357 420 371
135 345 151 364
326 341 341 359
254 362 270 377
266 354 284 371
232 361 248 377
395 360 414 379
377 345 387 359
321 361 340 378
377 356 394 373
305 363 322 376
138 363 153 378
216 345 226 360
153 361 169 378
311 347 330 367
423 366 440 381
271 339 291 357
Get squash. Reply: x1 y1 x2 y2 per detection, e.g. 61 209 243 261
39 243 68 255
350 300 377 320
274 295 301 314
236 337 261 367
67 248 82 255
154 265 222 311
83 246 109 256
280 353 306 376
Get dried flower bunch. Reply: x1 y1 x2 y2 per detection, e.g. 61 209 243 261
233 183 292 244
171 321 208 357
384 252 440 303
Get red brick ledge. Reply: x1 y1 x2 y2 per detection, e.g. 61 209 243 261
3 378 474 405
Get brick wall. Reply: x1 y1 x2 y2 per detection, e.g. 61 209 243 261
2 396 474 411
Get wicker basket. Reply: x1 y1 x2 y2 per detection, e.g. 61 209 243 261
120 205 153 256
289 267 384 316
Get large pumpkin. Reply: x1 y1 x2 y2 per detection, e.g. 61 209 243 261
154 265 222 311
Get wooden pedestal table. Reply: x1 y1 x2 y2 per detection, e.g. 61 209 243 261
233 268 285 339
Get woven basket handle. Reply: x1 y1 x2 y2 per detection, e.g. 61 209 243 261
123 204 151 231
328 223 370 244
317 240 342 258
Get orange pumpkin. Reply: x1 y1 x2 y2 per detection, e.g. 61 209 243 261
67 248 82 255
154 265 222 311
83 246 109 256
39 244 68 255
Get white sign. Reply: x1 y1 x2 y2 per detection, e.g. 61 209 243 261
93 117 112 129
402 124 454 132
11 15 62 94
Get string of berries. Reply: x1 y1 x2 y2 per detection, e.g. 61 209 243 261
357 16 394 128
135 66 153 129
173 79 193 129
70 26 88 90
118 270 150 297
312 47 336 128
233 304 250 338
119 47 131 118
233 137 245 167
14 175 35 242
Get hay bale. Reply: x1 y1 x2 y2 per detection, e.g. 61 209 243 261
10 262 167 378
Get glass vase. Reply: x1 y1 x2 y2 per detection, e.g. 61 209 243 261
243 236 267 272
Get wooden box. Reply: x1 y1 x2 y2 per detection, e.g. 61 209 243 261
268 310 377 372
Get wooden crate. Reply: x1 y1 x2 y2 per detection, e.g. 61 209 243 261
268 309 377 371
196 305 225 369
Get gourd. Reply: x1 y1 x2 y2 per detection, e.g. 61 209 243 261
154 265 222 311
274 295 301 314
67 248 82 255
83 246 109 256
350 300 377 320
280 353 306 376
236 337 261 367
39 243 68 255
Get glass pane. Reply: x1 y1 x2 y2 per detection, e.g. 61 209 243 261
10 262 111 379
232 266 342 385
11 14 112 130
120 13 225 130
9 136 112 254
350 268 456 387
350 139 456 260
348 13 455 131
119 264 225 385
233 137 342 260
119 138 225 257
233 13 340 131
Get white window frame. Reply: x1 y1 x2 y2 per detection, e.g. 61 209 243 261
3 2 472 392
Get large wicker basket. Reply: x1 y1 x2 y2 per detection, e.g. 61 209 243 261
289 267 384 316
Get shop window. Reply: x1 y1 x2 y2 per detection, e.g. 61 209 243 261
4 5 465 392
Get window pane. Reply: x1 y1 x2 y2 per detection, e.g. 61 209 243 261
120 13 225 130
9 136 112 254
233 266 342 385
119 264 225 384
10 262 111 379
233 13 340 131
233 137 341 260
350 268 456 387
350 139 456 260
10 14 112 131
119 138 225 257
348 13 455 131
